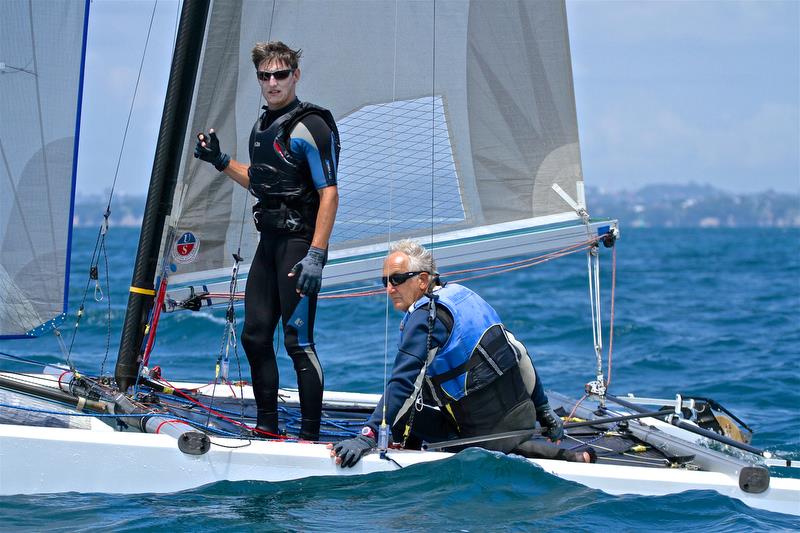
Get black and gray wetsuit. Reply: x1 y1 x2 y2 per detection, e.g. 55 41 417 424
241 98 339 441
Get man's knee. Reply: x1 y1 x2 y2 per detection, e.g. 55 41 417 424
284 340 316 362
241 326 274 354
283 329 314 354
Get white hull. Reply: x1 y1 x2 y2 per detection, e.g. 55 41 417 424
1 422 798 516
0 373 798 516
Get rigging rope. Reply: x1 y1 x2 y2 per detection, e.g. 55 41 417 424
159 393 363 438
205 252 247 430
401 2 444 448
0 351 51 368
567 394 588 423
376 0 404 449
65 2 159 372
151 375 288 439
586 242 606 401
605 244 617 391
429 0 437 256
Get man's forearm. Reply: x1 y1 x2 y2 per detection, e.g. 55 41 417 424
222 159 250 189
311 186 338 249
531 368 547 407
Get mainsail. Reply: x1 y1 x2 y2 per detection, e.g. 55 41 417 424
0 0 88 337
157 0 607 301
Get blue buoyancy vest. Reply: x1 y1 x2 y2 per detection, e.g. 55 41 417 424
401 284 524 404
248 101 340 233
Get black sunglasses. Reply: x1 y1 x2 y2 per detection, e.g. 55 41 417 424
382 271 425 288
256 68 294 81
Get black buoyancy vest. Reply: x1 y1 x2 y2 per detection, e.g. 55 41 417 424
248 101 340 234
408 286 534 438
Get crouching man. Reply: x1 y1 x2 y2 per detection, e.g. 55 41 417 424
331 240 594 467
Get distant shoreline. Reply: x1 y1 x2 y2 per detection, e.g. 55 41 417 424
73 183 800 229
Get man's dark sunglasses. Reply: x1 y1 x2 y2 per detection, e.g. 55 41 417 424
382 271 425 288
256 68 294 81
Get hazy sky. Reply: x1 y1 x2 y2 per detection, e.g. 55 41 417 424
76 0 799 197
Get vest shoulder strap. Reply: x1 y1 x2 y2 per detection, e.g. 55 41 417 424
278 102 341 161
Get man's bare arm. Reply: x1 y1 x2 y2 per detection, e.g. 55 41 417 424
311 185 338 250
222 159 250 189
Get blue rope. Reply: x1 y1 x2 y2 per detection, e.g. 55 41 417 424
567 433 605 450
0 351 52 367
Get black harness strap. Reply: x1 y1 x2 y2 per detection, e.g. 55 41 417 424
402 291 440 448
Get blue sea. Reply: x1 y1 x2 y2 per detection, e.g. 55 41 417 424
1 226 799 531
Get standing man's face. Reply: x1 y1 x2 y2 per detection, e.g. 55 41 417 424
257 59 300 110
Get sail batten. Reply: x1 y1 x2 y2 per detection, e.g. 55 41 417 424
158 0 588 298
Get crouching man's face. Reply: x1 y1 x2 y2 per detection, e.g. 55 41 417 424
383 251 429 312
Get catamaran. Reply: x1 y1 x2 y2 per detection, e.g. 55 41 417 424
1 0 798 516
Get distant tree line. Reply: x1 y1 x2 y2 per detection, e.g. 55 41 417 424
73 184 800 228
588 184 799 228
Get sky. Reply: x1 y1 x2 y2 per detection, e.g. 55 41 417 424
76 0 799 197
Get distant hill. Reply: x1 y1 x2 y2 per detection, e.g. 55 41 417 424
73 184 800 229
73 193 145 228
587 183 799 228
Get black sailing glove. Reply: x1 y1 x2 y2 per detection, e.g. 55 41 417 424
194 130 230 171
333 435 377 468
289 246 326 295
536 402 564 441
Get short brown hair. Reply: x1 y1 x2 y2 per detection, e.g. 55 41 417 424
251 41 302 70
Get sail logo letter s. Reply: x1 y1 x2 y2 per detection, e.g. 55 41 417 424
173 232 200 264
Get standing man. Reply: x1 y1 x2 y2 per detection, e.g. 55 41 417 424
332 240 595 467
195 41 339 441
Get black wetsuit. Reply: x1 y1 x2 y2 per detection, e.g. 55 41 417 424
241 98 338 441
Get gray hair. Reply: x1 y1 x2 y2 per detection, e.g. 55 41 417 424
389 239 436 274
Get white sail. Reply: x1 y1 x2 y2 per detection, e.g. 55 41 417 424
157 0 611 301
0 0 87 336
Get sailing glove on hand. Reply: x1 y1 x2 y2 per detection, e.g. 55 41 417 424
194 130 230 171
333 435 377 467
290 246 326 295
536 402 564 441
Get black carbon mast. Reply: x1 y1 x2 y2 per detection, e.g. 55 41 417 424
115 0 211 391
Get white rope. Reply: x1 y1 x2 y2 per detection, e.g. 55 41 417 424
378 0 403 440
586 244 606 399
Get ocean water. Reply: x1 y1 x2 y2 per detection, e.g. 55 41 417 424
1 226 799 531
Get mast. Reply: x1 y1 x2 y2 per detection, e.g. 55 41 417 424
115 0 211 391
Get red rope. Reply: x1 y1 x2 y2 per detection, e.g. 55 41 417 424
142 277 168 367
57 370 71 392
445 238 597 277
450 243 596 284
154 376 288 440
203 287 387 300
567 394 588 422
198 236 604 302
154 418 192 434
320 288 384 299
205 292 245 300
